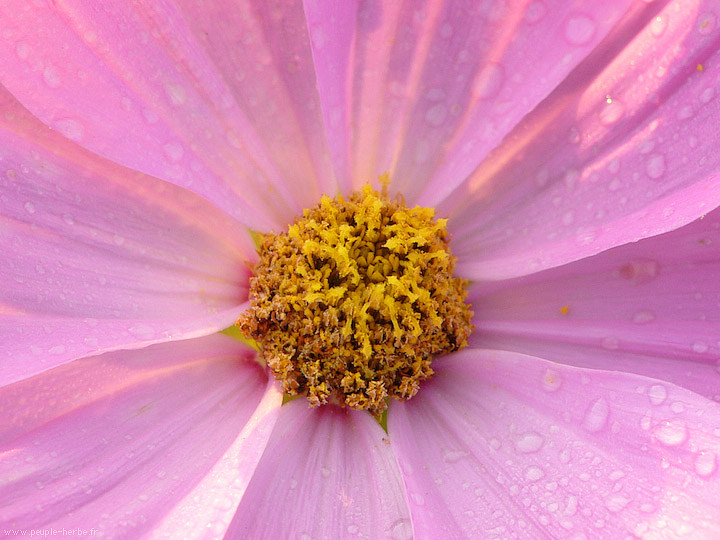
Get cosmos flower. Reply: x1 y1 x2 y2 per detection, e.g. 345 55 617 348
2 0 720 538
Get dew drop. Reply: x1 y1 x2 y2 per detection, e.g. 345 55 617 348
650 16 667 37
700 87 715 104
347 524 359 535
582 397 609 432
525 466 545 482
694 451 717 477
62 213 75 226
645 154 666 180
515 432 545 454
320 467 330 478
600 99 625 125
16 42 30 60
112 234 125 246
54 118 84 141
648 385 667 405
564 14 596 45
653 419 688 446
525 1 547 23
411 492 425 506
442 448 468 463
163 141 184 162
24 201 36 214
692 341 709 354
43 64 61 88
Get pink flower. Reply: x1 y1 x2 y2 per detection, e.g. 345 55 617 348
2 1 720 538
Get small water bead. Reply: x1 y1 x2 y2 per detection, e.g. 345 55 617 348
645 154 666 180
694 451 717 477
582 397 609 432
515 432 545 454
652 419 688 446
648 385 667 405
524 466 545 482
564 14 596 45
42 65 61 88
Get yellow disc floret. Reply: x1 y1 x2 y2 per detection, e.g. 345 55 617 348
237 182 473 414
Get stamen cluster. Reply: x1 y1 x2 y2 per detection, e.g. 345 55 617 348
237 184 473 414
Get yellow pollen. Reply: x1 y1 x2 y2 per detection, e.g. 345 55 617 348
560 305 570 315
237 183 474 414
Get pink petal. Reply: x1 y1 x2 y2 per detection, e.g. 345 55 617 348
0 0 335 230
470 207 720 400
390 349 720 539
447 3 720 279
0 89 253 384
227 399 412 540
303 0 641 200
0 335 281 538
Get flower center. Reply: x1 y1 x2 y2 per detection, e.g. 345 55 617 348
237 182 473 414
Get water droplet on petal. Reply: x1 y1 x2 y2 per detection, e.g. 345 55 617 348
692 342 709 353
515 432 544 454
646 154 666 180
43 64 61 88
564 14 596 45
650 16 667 37
525 1 547 23
694 451 717 477
163 142 184 162
600 99 625 125
648 385 667 405
411 492 425 506
442 448 468 463
525 466 545 482
653 419 688 446
16 41 30 60
24 202 36 214
582 397 609 432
